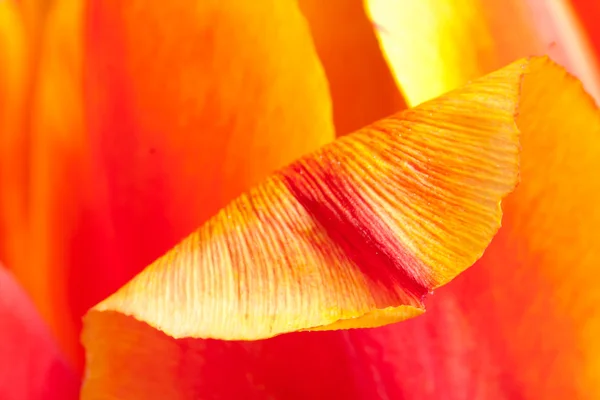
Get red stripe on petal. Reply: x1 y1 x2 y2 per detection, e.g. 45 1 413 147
281 156 430 305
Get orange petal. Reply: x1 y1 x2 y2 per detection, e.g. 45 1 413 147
14 0 335 366
364 0 600 105
298 0 406 135
79 0 335 314
17 0 86 365
481 56 600 398
326 56 600 400
0 1 28 273
0 266 79 400
81 58 525 398
81 317 396 400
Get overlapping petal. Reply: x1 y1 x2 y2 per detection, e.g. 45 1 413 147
372 57 600 399
3 0 336 365
365 12 600 398
479 56 600 399
0 266 79 400
2 1 595 400
80 59 525 399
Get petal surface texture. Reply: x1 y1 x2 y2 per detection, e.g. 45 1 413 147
0 266 79 400
81 59 525 399
3 0 335 365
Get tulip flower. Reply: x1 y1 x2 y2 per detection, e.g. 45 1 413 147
1 1 599 400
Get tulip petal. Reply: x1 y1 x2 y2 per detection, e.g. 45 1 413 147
91 58 523 337
298 0 406 135
364 0 600 105
20 0 87 365
363 4 600 396
570 0 600 59
320 54 600 400
487 56 600 399
81 59 525 398
10 0 336 365
0 1 28 274
0 266 79 400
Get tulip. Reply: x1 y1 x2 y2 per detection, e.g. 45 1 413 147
1 1 598 400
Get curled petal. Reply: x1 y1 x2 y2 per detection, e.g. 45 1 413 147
81 58 527 398
90 59 523 337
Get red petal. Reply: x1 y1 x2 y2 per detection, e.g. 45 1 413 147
570 0 600 58
7 0 335 365
0 267 79 400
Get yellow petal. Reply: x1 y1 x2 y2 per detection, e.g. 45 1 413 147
365 0 600 105
380 56 600 400
83 58 524 348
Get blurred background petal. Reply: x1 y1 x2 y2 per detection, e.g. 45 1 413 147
569 0 600 58
81 314 382 400
298 0 406 135
0 1 28 283
0 265 79 400
365 0 600 105
4 0 335 366
25 0 87 365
